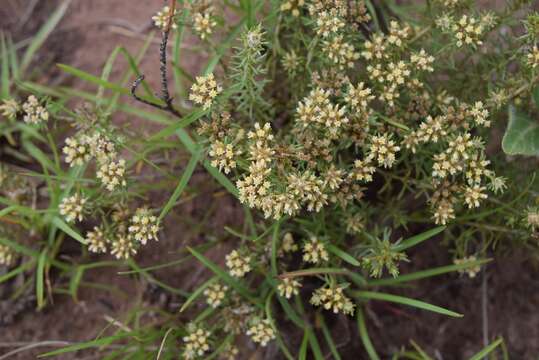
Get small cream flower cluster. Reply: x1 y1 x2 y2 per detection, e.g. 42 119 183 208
302 237 329 264
454 255 481 278
369 134 400 168
204 283 228 308
127 207 160 245
189 73 222 110
280 0 305 17
86 226 108 254
0 245 15 266
183 325 211 359
22 95 49 125
526 207 539 232
96 158 127 191
310 285 355 315
316 10 345 38
0 99 20 121
193 10 217 40
282 50 300 74
527 46 539 69
63 132 116 167
277 278 302 299
59 194 87 222
152 5 178 30
245 318 275 347
225 249 252 278
62 130 126 191
322 35 359 69
209 140 239 174
436 14 491 48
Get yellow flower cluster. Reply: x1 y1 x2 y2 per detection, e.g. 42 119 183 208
225 249 252 278
0 99 19 120
128 207 160 245
193 11 217 40
527 46 539 68
246 318 275 347
86 226 108 254
59 194 87 223
277 278 302 299
204 283 228 308
310 285 355 315
302 237 329 264
22 95 49 124
280 0 305 17
152 5 178 30
189 73 222 110
209 140 239 174
0 245 15 266
183 326 211 359
96 158 127 191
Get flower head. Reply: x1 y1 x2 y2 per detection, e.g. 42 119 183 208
225 249 252 278
0 99 20 121
246 318 275 346
152 6 178 30
22 95 49 124
302 237 329 264
277 278 302 299
204 283 228 308
128 208 160 245
310 285 355 315
183 325 211 359
59 194 87 223
189 73 222 110
96 158 127 191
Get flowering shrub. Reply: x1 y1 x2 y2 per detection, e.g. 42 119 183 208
1 0 539 358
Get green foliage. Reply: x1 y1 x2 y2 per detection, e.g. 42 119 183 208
502 105 539 156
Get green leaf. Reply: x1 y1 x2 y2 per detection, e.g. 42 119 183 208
533 86 539 109
357 307 380 360
354 291 463 318
38 333 134 357
367 258 491 286
36 249 47 309
21 0 71 75
52 217 86 244
394 226 446 252
502 105 539 156
469 338 504 360
327 244 361 267
158 148 202 220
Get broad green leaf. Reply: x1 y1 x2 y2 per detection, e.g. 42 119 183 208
502 105 539 156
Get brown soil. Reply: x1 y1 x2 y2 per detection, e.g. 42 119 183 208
1 1 539 359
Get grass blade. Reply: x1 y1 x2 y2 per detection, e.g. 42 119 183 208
394 226 446 252
158 148 202 220
52 217 86 244
469 338 504 360
21 0 71 74
357 307 380 360
354 291 463 318
367 258 491 286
